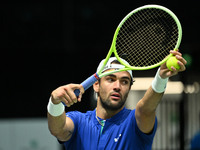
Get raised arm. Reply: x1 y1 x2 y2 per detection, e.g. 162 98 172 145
47 84 84 141
135 50 187 134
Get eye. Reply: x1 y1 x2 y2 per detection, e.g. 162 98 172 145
106 76 115 82
121 80 129 85
107 78 114 82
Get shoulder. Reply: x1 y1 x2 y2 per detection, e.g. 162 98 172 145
66 109 94 115
113 107 135 125
122 107 135 119
66 110 95 123
125 108 157 145
124 108 157 136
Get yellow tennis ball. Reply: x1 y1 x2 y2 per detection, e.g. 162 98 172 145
166 56 180 71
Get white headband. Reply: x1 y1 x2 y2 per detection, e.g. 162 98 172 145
96 57 133 79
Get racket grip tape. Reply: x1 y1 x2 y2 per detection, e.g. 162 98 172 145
74 73 100 97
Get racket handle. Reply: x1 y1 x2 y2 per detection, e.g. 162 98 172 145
74 73 100 97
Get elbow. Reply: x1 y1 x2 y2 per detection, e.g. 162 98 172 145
136 100 156 117
48 125 71 141
48 124 64 138
48 127 60 137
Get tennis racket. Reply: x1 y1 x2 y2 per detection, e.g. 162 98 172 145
74 4 182 96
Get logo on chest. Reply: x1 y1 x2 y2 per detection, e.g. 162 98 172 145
114 134 122 142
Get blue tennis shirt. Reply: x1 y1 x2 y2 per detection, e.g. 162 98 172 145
62 107 157 150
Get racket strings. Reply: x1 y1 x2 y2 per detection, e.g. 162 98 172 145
116 8 179 67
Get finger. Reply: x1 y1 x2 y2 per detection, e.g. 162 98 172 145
51 92 66 104
62 94 72 106
67 84 85 102
177 61 186 71
65 89 77 105
58 89 73 104
62 84 85 104
79 85 85 94
63 84 81 104
176 55 187 66
170 50 182 56
170 66 179 73
78 92 82 102
78 85 85 102
52 85 74 106
53 93 70 107
174 55 187 71
166 68 178 77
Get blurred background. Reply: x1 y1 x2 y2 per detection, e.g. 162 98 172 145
1 0 200 150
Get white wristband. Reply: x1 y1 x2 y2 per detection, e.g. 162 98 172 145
47 97 65 117
152 68 169 93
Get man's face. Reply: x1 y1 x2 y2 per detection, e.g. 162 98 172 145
97 71 131 111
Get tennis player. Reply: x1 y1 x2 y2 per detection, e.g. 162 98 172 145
47 50 186 150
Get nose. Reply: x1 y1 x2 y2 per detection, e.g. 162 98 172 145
113 80 121 92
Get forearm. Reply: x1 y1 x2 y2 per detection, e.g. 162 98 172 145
47 84 83 141
47 98 73 141
137 86 164 115
47 112 66 137
135 68 168 133
138 68 167 112
135 51 186 134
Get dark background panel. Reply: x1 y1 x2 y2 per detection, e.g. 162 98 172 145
1 0 199 118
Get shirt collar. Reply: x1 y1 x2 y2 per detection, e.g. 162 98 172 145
93 107 128 125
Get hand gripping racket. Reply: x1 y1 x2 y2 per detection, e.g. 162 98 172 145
74 4 182 96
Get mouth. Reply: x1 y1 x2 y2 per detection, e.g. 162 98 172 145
110 92 121 100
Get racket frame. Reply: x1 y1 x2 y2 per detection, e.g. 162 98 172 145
73 5 182 97
97 4 182 79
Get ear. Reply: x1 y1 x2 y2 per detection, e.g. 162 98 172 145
93 81 100 93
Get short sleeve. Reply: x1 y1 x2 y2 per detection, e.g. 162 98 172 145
65 111 82 141
132 109 158 144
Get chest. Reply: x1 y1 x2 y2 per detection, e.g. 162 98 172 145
76 119 136 150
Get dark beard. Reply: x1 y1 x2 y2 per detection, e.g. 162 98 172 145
99 93 129 111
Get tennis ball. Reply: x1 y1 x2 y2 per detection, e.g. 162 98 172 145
166 56 180 71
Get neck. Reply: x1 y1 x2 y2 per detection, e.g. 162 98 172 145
96 100 124 120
